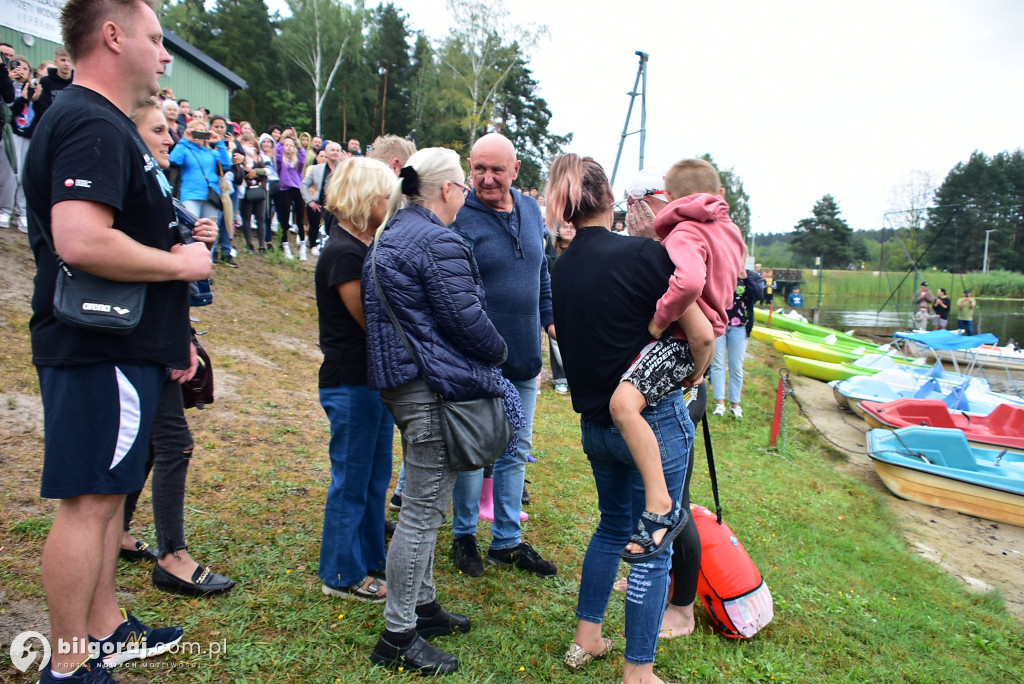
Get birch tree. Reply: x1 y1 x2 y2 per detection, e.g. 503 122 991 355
437 0 546 146
276 0 362 136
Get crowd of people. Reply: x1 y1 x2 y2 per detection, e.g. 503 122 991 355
20 1 967 683
1 39 386 268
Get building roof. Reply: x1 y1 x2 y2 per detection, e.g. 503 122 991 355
163 28 248 92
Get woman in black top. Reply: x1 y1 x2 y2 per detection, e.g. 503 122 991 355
315 156 397 602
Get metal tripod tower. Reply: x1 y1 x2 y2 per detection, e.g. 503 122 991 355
610 51 649 188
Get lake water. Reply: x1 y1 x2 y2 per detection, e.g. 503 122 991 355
798 295 1024 345
796 296 1024 396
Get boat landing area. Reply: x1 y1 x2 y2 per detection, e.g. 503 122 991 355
788 374 1024 620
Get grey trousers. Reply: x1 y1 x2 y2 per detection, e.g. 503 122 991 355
0 138 15 214
380 379 458 633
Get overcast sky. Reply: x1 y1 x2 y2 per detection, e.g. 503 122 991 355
270 0 1024 235
396 0 1024 235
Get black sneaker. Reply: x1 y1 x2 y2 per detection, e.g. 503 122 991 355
90 609 183 667
388 493 402 511
38 658 116 683
486 542 557 578
452 534 483 577
220 255 238 268
369 632 458 675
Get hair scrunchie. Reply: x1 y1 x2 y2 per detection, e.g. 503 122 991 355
399 165 420 196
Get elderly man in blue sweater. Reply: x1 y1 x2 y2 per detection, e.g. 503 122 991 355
449 133 558 579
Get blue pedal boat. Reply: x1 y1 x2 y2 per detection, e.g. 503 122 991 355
866 426 1024 527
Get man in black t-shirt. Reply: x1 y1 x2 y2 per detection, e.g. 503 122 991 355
24 1 215 680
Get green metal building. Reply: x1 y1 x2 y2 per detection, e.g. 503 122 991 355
1 24 247 118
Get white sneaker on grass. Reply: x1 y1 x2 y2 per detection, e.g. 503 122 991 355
712 404 726 418
731 405 743 419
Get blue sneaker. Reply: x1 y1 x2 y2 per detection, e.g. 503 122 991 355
37 658 116 683
90 609 183 667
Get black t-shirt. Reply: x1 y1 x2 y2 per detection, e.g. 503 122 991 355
316 228 371 387
26 86 190 368
551 226 675 424
934 296 951 320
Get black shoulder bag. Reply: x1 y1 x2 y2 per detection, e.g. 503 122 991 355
369 228 512 471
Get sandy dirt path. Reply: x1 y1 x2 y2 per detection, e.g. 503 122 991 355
789 374 1024 620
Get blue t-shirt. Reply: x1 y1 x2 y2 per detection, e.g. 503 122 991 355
788 292 804 308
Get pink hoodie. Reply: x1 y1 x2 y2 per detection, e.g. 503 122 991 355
651 193 747 337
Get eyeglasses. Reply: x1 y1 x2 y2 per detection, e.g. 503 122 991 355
453 182 471 199
624 187 666 200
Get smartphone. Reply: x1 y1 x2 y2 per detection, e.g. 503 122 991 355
192 130 211 140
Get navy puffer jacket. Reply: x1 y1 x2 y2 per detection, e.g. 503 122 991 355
362 204 508 400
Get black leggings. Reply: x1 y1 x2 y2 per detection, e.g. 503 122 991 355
275 187 306 242
670 381 706 607
123 379 194 557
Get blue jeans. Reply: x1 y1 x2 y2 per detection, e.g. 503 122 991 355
958 319 974 335
381 380 459 632
711 325 748 405
577 391 693 665
451 377 537 550
318 383 394 588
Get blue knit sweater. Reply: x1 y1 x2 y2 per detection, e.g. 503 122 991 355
452 188 554 382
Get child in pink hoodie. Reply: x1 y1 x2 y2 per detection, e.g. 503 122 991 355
610 159 746 563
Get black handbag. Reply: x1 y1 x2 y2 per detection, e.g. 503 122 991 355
31 206 146 334
370 230 512 471
206 187 223 210
182 329 215 409
53 262 147 334
244 184 266 202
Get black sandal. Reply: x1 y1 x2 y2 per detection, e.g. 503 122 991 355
620 504 688 564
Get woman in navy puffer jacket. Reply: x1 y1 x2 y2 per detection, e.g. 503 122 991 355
362 148 507 676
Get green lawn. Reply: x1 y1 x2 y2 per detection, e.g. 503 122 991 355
0 234 1021 683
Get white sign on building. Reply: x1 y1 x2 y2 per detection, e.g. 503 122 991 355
1 0 65 45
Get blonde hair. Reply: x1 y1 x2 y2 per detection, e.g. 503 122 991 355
368 135 416 166
185 118 207 132
664 158 721 198
281 137 299 168
381 147 463 230
545 154 613 227
130 97 160 126
324 157 396 234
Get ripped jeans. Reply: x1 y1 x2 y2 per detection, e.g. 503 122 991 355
576 390 693 664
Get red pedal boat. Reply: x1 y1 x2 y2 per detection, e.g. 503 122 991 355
860 398 1024 454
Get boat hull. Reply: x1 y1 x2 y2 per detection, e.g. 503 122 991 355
866 426 1024 527
871 460 1024 527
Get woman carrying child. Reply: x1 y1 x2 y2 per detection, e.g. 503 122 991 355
609 158 745 564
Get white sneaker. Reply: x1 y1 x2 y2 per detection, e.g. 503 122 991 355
289 224 298 234
299 242 308 262
271 222 280 234
731 405 743 420
0 211 10 228
17 215 28 233
230 247 238 258
712 404 726 418
282 243 294 260
311 245 321 257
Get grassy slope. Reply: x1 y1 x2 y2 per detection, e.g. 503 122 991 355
1 231 1022 683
